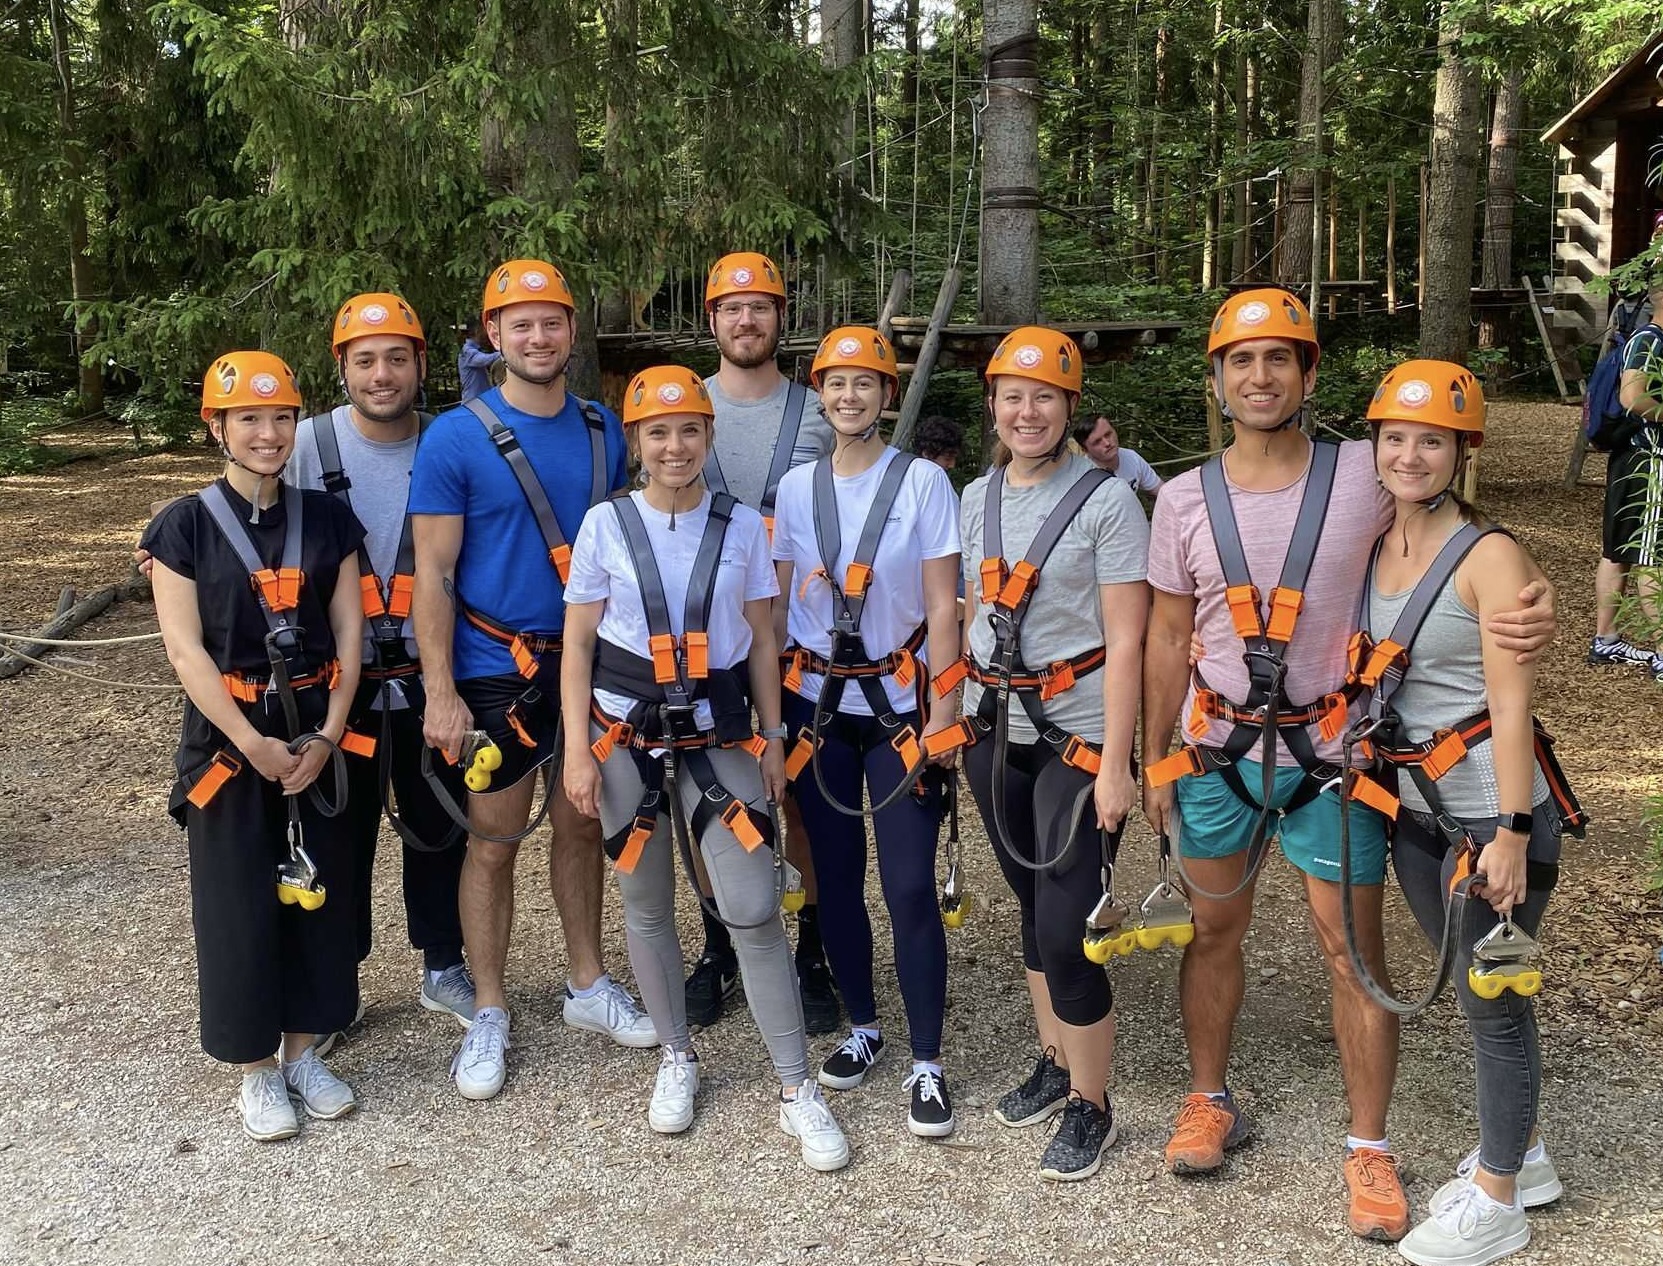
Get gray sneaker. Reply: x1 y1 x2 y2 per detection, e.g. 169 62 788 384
994 1047 1070 1128
312 996 367 1059
1038 1093 1118 1181
239 1067 300 1142
1431 1145 1562 1212
452 1005 511 1100
420 964 477 1028
281 1046 357 1120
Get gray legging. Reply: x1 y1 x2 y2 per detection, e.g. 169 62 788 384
595 729 809 1087
1392 802 1560 1179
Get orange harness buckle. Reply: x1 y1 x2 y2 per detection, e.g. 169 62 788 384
1146 746 1203 787
1060 735 1102 776
649 633 679 685
1038 659 1077 702
386 573 415 620
1224 583 1263 641
720 800 764 851
1346 771 1400 819
890 726 923 770
185 751 243 809
1187 688 1219 740
548 544 573 584
782 649 807 694
1360 639 1407 689
1316 692 1350 744
996 560 1039 611
784 730 818 781
932 657 969 697
683 632 710 680
509 636 541 681
843 562 872 598
359 573 387 619
890 648 917 689
340 729 377 759
1265 586 1304 643
979 558 1006 605
613 817 655 874
1418 728 1469 782
923 719 977 759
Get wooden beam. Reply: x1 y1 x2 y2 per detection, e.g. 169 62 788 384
891 267 961 453
877 268 911 340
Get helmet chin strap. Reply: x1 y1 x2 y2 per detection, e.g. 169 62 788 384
218 440 276 525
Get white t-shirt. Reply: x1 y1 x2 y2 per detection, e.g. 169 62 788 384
566 491 778 731
772 447 961 715
1112 447 1163 494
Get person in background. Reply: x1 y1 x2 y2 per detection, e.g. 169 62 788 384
1075 415 1162 496
915 414 963 474
458 317 502 402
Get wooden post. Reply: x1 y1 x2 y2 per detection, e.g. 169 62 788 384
1356 198 1368 316
892 267 961 452
1386 175 1398 313
1417 161 1428 313
877 268 911 339
1206 386 1225 453
1326 181 1339 319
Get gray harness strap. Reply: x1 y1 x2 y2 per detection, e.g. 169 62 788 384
705 380 808 518
811 449 917 645
199 481 304 652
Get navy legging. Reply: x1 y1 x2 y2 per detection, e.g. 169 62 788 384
783 691 946 1061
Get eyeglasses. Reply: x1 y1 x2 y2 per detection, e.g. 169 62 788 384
713 300 777 321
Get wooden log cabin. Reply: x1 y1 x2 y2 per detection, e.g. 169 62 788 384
1542 32 1663 347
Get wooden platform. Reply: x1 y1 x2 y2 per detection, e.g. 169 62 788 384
886 317 1184 370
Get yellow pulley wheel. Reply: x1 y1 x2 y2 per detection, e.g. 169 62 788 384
477 743 503 772
940 893 974 929
781 888 807 915
1136 922 1196 951
1082 929 1138 964
276 881 327 911
1468 967 1542 999
464 767 492 793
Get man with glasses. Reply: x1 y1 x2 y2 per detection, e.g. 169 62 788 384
690 251 839 1034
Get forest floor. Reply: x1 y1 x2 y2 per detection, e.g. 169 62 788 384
0 402 1659 1266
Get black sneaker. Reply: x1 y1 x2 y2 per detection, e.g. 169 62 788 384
1587 635 1654 667
797 957 841 1036
817 1029 885 1090
905 1067 955 1138
994 1047 1070 1128
684 950 738 1029
1038 1093 1118 1182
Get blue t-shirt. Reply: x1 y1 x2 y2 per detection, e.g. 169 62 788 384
409 387 628 679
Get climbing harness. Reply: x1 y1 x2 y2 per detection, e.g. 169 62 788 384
588 491 794 929
1145 441 1359 903
781 452 942 818
1335 521 1585 1016
196 482 348 908
703 379 808 535
923 464 1114 871
936 769 973 928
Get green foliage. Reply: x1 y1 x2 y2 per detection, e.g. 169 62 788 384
0 396 68 474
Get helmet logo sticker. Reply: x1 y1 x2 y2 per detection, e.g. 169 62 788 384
522 270 548 292
251 373 280 398
216 361 238 393
836 336 863 357
496 269 511 293
1237 301 1271 326
361 304 389 326
1396 380 1433 409
657 382 685 405
732 267 754 287
1013 345 1044 369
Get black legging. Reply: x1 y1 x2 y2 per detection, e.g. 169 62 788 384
965 737 1118 1027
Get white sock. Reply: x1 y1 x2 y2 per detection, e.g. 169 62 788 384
568 973 611 999
911 1060 943 1078
852 1024 881 1041
1347 1134 1390 1153
1470 1183 1521 1212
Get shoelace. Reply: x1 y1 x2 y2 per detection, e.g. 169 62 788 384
902 1068 945 1108
434 963 474 995
286 1051 331 1096
599 980 645 1028
1349 1148 1401 1193
1051 1094 1091 1146
248 1070 288 1116
1172 1095 1231 1143
834 1030 879 1065
658 1049 696 1088
1431 1180 1491 1235
786 1083 837 1134
453 1011 509 1075
1015 1051 1059 1098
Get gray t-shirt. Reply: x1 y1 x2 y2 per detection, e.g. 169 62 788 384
961 452 1150 743
289 407 421 683
703 375 834 512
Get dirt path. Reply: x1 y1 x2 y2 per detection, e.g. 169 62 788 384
1 408 1660 1266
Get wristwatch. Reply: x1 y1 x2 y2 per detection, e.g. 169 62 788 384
1496 811 1533 834
759 725 789 740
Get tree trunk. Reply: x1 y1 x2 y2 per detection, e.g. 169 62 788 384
1202 0 1225 289
1231 43 1256 281
1420 8 1484 362
1145 24 1171 281
47 0 102 415
1282 0 1337 287
1090 12 1114 211
597 0 639 334
979 0 1040 327
1477 66 1522 356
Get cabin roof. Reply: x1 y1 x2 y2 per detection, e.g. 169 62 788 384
1542 31 1663 147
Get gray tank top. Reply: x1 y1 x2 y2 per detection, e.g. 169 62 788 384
1365 550 1549 819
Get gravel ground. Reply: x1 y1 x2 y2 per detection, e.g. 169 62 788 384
1 407 1661 1266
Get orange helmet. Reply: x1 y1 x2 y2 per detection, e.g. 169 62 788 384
1207 289 1320 365
810 326 898 387
705 252 787 310
1367 359 1486 448
331 292 425 355
200 351 302 422
623 365 715 427
985 326 1083 395
481 259 576 330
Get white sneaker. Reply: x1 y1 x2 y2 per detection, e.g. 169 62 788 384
648 1047 700 1134
239 1067 300 1142
281 1046 357 1120
779 1080 850 1172
1400 1178 1529 1266
1432 1145 1563 1213
562 976 659 1049
452 1005 511 1100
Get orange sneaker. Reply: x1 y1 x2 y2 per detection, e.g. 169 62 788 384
1344 1147 1411 1241
1165 1092 1249 1174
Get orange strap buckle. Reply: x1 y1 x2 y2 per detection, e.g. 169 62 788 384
684 632 710 680
505 702 537 749
996 560 1038 610
222 674 260 703
1224 584 1262 641
340 730 377 759
509 636 541 681
591 722 631 764
386 574 415 620
1419 728 1469 781
891 727 922 770
1186 689 1218 740
782 650 806 694
891 648 916 689
1060 735 1102 776
923 720 976 759
253 567 303 613
932 658 969 697
979 558 1006 604
613 818 655 874
1146 747 1203 787
186 751 242 809
1265 586 1303 643
1346 772 1400 819
548 544 573 584
738 734 769 760
1316 692 1350 744
844 562 872 598
1038 659 1078 702
1448 842 1477 896
1360 639 1406 688
1345 630 1369 684
720 800 764 851
649 633 679 685
762 516 776 544
784 730 817 780
359 573 387 619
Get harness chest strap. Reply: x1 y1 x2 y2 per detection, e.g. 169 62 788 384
198 482 306 629
464 396 607 584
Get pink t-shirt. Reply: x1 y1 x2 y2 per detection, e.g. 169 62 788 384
1147 438 1393 766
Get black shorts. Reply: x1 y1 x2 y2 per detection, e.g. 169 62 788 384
456 665 561 789
1603 439 1663 565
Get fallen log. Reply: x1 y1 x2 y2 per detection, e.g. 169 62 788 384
0 576 153 681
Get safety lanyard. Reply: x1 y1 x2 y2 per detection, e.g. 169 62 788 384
465 395 608 584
